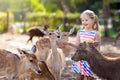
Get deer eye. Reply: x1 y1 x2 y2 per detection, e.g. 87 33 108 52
76 50 79 52
30 59 33 62
49 33 52 35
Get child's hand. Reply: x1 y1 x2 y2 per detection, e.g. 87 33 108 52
62 40 68 45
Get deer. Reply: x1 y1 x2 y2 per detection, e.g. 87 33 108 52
35 37 51 61
0 48 41 80
20 61 55 80
72 42 120 80
46 30 66 80
27 24 49 43
56 25 76 57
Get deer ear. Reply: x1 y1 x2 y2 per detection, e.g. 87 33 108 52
83 42 87 48
88 42 99 49
56 24 63 33
85 43 95 52
17 48 27 55
93 42 99 47
79 42 87 49
68 26 76 35
31 45 36 53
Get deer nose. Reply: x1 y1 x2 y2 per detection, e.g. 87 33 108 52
71 57 74 60
37 70 42 74
71 56 76 61
57 36 61 39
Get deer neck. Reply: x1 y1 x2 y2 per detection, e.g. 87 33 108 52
87 48 105 65
37 48 50 61
16 58 29 76
50 40 58 54
36 47 49 56
86 47 113 75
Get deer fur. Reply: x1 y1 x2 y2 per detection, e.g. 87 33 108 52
27 24 49 43
20 61 55 80
103 52 120 58
0 48 41 80
72 42 120 80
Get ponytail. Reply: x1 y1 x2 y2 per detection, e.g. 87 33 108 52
92 15 99 31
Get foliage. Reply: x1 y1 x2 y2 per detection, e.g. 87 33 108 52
25 11 80 31
0 0 119 36
30 0 45 12
0 12 14 33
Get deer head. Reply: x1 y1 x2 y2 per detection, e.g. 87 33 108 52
17 48 42 74
71 42 99 61
56 25 76 41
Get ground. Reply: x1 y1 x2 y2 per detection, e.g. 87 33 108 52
0 33 120 80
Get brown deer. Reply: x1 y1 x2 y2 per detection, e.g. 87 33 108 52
20 61 55 80
27 24 49 43
72 42 120 80
0 48 41 80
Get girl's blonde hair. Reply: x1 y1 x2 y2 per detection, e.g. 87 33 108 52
80 10 99 31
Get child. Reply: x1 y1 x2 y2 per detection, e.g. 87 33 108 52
62 10 101 80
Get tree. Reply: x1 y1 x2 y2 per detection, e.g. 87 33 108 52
102 0 117 37
102 0 110 37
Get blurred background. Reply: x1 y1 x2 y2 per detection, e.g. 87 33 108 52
0 0 120 38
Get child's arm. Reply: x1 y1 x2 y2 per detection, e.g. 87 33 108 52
75 30 80 46
62 31 80 48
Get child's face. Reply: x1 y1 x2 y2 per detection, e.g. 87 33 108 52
81 14 94 30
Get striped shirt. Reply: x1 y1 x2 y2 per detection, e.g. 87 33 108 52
79 29 97 43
